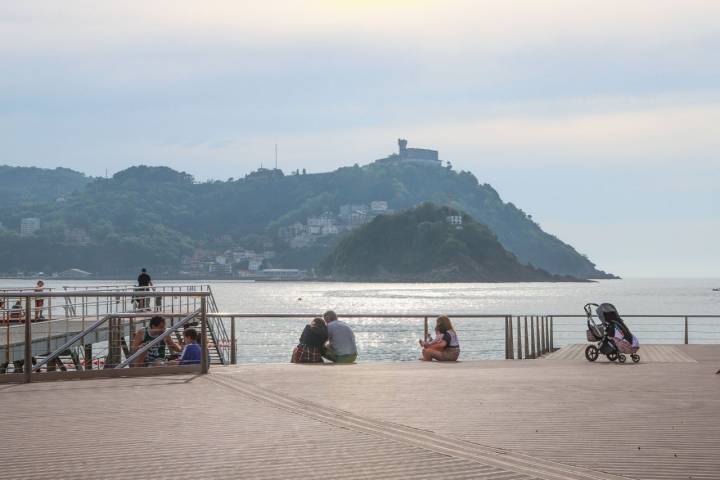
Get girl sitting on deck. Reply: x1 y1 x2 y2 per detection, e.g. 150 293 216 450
291 317 328 363
419 315 460 362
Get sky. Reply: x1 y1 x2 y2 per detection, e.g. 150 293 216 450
1 0 718 277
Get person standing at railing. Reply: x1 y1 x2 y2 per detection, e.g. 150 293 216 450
321 310 357 364
136 268 153 311
34 280 45 321
131 316 181 366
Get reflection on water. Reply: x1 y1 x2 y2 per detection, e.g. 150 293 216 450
1 278 718 362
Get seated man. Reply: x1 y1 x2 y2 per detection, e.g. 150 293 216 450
321 310 357 364
175 328 202 366
131 316 182 366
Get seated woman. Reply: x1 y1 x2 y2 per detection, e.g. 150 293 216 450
419 315 460 362
291 317 328 363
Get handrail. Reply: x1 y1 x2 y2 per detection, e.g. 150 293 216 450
32 314 112 372
116 309 201 368
3 291 211 298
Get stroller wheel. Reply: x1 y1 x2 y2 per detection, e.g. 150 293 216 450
584 345 599 362
631 354 640 363
618 354 627 363
607 352 618 362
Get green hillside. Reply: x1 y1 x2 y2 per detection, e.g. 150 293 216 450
0 165 91 207
319 203 574 282
0 160 614 278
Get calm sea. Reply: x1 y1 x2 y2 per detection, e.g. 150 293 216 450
2 278 719 362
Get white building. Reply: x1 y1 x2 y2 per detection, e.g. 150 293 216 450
209 263 232 275
370 201 388 213
339 204 369 219
20 217 40 236
446 215 463 226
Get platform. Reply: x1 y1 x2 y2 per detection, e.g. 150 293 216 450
2 346 720 479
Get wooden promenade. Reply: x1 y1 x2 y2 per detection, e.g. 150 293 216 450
2 345 719 480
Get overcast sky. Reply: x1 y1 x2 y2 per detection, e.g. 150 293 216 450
1 1 718 277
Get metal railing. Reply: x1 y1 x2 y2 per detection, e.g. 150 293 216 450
4 299 719 381
218 312 720 364
0 289 216 383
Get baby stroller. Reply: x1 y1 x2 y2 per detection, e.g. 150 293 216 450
584 303 640 363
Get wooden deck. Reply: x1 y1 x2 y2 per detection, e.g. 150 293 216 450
2 345 719 479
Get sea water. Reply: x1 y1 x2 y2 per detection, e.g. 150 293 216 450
2 278 719 362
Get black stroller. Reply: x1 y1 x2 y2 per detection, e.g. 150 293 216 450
584 303 640 363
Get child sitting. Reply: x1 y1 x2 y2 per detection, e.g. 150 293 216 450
174 328 202 365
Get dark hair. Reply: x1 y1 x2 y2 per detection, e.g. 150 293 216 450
141 268 147 273
183 328 198 341
323 310 337 322
149 316 164 328
310 317 328 336
436 315 454 333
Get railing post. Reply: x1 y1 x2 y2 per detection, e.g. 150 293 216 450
684 316 689 344
504 317 509 359
550 316 554 351
201 297 208 374
85 344 92 371
516 316 522 359
530 316 536 359
507 316 514 359
523 316 529 359
543 316 548 354
24 296 32 383
536 315 541 356
424 316 429 342
230 316 237 365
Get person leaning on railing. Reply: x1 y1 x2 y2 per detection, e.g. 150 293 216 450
34 280 45 321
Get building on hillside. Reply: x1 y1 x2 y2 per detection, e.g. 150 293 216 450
209 263 233 276
256 269 305 280
339 204 369 220
278 222 307 240
397 139 440 165
307 212 336 235
446 215 463 229
370 201 388 213
20 218 40 236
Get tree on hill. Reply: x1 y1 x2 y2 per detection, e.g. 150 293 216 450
319 202 575 282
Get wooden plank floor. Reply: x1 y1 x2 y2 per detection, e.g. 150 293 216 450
2 347 719 480
544 343 698 363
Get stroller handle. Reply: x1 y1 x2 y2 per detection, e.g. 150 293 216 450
584 303 599 317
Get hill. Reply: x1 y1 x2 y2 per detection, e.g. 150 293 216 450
0 159 614 278
0 165 91 208
319 203 575 282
